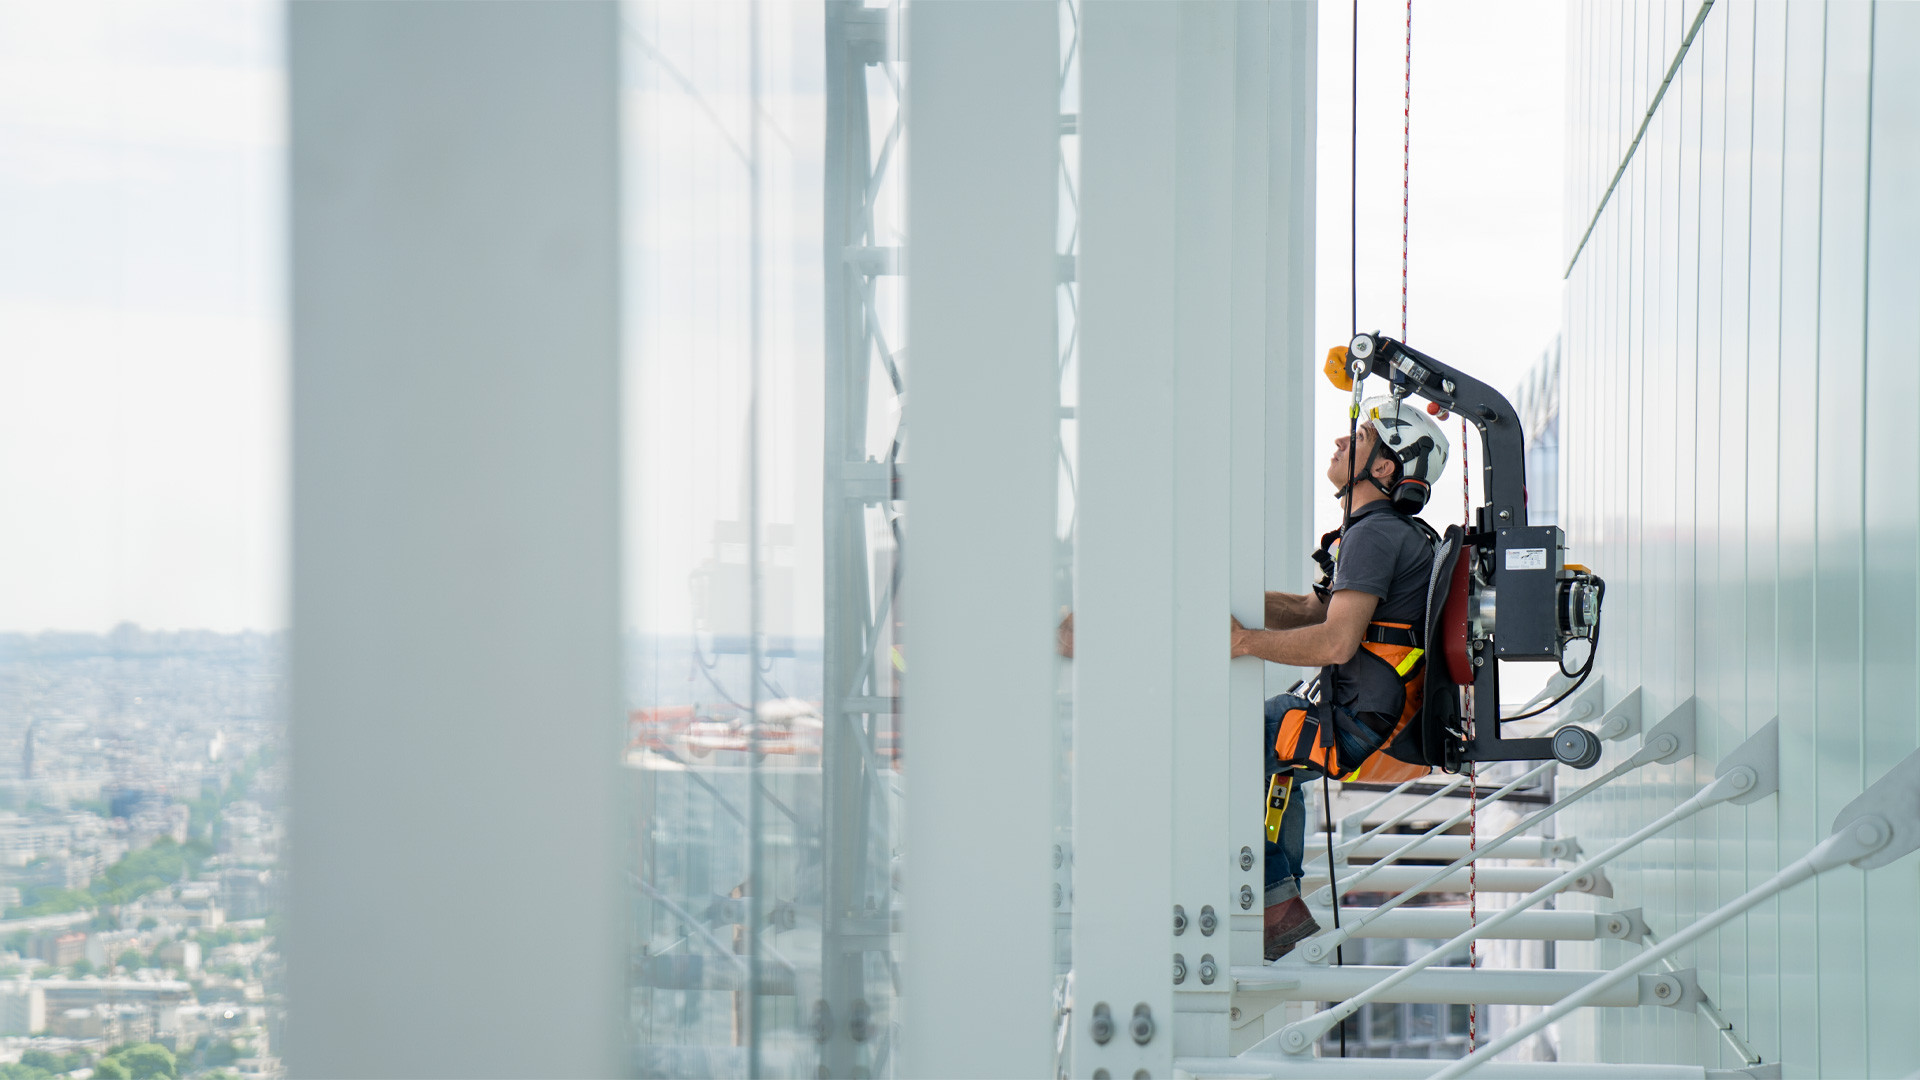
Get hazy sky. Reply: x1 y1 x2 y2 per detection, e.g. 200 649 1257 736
1313 0 1568 542
0 0 1566 634
0 1 285 633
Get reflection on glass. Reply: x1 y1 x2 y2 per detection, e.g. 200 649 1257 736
624 2 904 1075
1050 7 1082 1042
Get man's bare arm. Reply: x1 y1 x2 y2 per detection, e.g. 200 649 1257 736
1265 590 1328 630
1233 590 1378 667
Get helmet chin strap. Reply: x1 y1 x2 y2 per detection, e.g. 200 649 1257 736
1337 432 1400 503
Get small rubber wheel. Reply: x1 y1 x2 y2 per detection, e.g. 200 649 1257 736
1552 725 1603 769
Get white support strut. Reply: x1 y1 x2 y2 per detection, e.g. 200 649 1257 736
1313 834 1580 863
1430 744 1920 1079
1304 864 1614 899
1293 697 1697 966
1308 761 1553 892
1271 717 1776 1055
1331 773 1471 855
1305 906 1632 942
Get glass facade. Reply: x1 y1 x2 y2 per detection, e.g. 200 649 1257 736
622 3 905 1074
1561 1 1920 1072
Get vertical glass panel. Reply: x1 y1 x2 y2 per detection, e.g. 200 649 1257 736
1050 0 1081 1048
623 3 903 1075
0 3 287 1075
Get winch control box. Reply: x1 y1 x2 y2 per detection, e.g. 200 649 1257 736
1493 525 1563 660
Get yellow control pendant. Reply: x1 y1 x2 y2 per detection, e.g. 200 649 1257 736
1264 773 1294 844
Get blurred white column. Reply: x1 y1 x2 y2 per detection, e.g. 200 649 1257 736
287 4 623 1077
1074 2 1180 1075
1167 0 1241 1060
901 2 1060 1076
1076 0 1316 1069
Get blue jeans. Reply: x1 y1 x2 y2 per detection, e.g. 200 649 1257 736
1264 692 1314 906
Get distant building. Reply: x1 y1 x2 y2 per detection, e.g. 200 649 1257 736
156 939 201 974
0 980 46 1035
38 977 193 1009
32 931 86 968
85 928 143 969
218 868 274 920
47 1005 102 1039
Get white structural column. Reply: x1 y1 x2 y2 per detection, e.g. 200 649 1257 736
902 2 1059 1076
1169 0 1241 1060
1078 0 1315 1071
1261 1 1319 651
1075 2 1181 1075
1241 0 1318 999
286 5 623 1077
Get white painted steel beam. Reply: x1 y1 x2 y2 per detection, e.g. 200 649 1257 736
1233 0 1317 998
1229 964 1687 1007
1306 906 1630 942
1168 0 1247 1061
1176 1058 1723 1080
1328 774 1470 854
1296 696 1696 963
286 4 622 1075
903 4 1059 1076
1077 1 1315 1067
1432 746 1920 1079
1311 761 1553 895
1276 717 1777 1056
1311 834 1581 862
1304 864 1613 899
1074 3 1181 1074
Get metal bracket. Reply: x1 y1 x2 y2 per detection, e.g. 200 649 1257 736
1636 696 1697 766
1514 669 1585 714
1595 685 1641 742
1829 747 1920 870
1599 907 1649 943
1542 836 1583 861
1568 868 1614 898
1639 968 1702 1009
1716 718 1781 806
1548 675 1607 728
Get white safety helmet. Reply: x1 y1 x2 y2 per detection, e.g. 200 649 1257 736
1358 394 1450 513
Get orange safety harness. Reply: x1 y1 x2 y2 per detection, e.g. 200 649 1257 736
1269 617 1435 785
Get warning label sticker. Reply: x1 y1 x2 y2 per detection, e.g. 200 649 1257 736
1506 547 1549 571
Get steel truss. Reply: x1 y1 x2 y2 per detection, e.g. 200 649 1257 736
822 3 905 1076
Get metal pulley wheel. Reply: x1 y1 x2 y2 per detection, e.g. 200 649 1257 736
1551 725 1602 769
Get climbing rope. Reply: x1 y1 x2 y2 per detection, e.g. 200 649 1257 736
1400 0 1411 341
1396 0 1482 1050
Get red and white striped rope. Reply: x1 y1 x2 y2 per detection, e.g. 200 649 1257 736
1400 0 1411 340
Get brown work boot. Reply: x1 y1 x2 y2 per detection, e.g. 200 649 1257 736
1263 896 1320 961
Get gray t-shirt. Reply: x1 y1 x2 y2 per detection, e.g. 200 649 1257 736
1329 501 1435 627
1325 501 1437 718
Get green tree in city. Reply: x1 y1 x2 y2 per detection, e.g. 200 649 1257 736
114 1043 176 1080
70 958 93 976
91 1058 130 1080
117 948 143 970
19 1050 83 1073
0 1063 52 1080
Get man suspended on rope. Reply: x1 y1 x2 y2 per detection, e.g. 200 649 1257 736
1229 394 1449 960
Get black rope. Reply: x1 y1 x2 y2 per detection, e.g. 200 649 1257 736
1334 2 1360 1056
